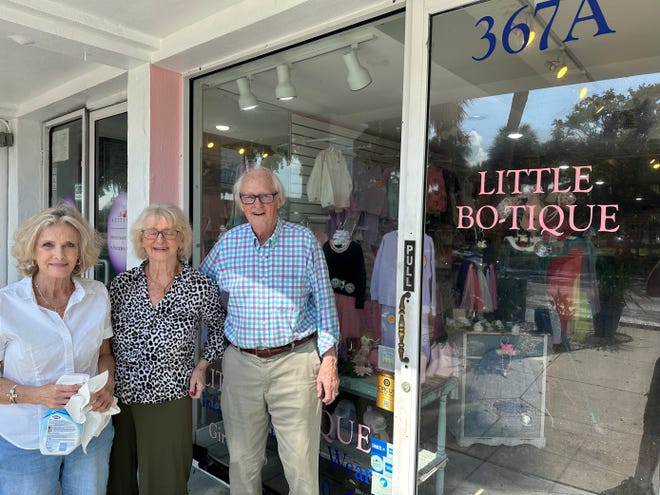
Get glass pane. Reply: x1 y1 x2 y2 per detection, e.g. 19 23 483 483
193 13 407 494
49 118 83 209
94 112 128 285
426 1 660 494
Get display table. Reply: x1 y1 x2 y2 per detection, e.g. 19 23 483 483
459 332 547 448
332 374 458 495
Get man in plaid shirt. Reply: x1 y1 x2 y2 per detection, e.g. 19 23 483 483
200 167 340 495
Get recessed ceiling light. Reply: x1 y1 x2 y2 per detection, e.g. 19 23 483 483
507 132 523 139
216 125 230 131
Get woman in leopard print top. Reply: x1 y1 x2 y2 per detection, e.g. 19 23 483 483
107 204 226 495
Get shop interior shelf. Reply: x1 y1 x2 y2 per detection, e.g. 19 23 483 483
336 374 459 494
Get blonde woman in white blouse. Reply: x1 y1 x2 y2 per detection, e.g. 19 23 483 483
0 204 115 495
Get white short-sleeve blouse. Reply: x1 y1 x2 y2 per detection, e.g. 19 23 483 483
0 276 112 449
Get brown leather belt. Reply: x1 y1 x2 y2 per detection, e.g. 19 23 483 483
234 333 316 358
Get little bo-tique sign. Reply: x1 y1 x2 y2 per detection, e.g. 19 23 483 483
457 166 620 236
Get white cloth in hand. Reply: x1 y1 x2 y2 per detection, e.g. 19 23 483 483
64 370 120 452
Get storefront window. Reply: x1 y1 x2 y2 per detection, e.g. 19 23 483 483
427 0 659 494
190 0 659 493
192 12 406 494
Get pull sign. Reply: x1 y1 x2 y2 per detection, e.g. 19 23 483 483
403 240 415 291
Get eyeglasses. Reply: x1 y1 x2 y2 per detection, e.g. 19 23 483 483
142 229 180 240
239 192 278 205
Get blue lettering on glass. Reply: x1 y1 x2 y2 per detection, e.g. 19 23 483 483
472 15 497 61
323 446 373 486
562 0 616 43
200 391 222 414
533 0 560 50
473 0 615 60
502 5 533 54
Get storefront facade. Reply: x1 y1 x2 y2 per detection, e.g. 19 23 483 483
189 0 659 493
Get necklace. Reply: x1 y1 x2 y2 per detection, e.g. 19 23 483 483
146 264 179 297
34 280 73 313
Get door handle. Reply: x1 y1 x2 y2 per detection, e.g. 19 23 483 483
397 291 411 364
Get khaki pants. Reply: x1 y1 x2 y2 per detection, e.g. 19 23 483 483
222 339 322 495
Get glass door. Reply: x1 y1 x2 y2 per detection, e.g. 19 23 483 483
89 103 127 285
417 0 660 494
45 110 86 212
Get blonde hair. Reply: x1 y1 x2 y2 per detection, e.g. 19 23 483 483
130 204 193 261
12 204 101 277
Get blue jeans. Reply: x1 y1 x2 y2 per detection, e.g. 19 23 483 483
0 422 114 495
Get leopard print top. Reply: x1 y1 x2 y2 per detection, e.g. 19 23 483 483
110 261 226 404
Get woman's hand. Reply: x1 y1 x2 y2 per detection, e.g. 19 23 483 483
37 382 81 409
189 359 208 399
90 375 115 412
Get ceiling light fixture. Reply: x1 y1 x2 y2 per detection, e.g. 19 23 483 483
236 77 258 110
343 44 372 91
275 64 296 101
545 59 568 79
507 132 523 139
545 49 568 79
216 124 230 131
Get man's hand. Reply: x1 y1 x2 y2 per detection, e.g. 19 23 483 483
316 348 339 405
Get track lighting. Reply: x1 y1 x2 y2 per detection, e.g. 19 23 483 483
275 64 296 101
236 77 258 110
545 49 568 79
343 44 372 91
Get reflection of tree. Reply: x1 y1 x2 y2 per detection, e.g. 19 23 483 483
428 101 471 169
546 84 660 260
97 138 128 202
548 85 660 207
485 124 542 172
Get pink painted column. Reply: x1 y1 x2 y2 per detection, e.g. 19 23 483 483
149 65 182 204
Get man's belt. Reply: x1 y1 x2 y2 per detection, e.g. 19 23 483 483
234 333 316 358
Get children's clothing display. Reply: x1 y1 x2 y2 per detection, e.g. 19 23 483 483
307 146 353 210
370 230 435 357
352 162 387 243
456 261 498 312
323 235 366 340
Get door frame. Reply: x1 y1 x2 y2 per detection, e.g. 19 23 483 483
88 101 127 283
43 109 88 215
393 0 472 492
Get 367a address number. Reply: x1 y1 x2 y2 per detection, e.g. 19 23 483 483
472 0 616 61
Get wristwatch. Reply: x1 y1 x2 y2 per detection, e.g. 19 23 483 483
6 384 18 404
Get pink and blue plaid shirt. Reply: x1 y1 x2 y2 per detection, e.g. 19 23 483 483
200 218 339 355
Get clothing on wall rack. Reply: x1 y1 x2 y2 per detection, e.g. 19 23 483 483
456 260 498 313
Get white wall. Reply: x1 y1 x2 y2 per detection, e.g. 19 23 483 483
6 118 44 285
